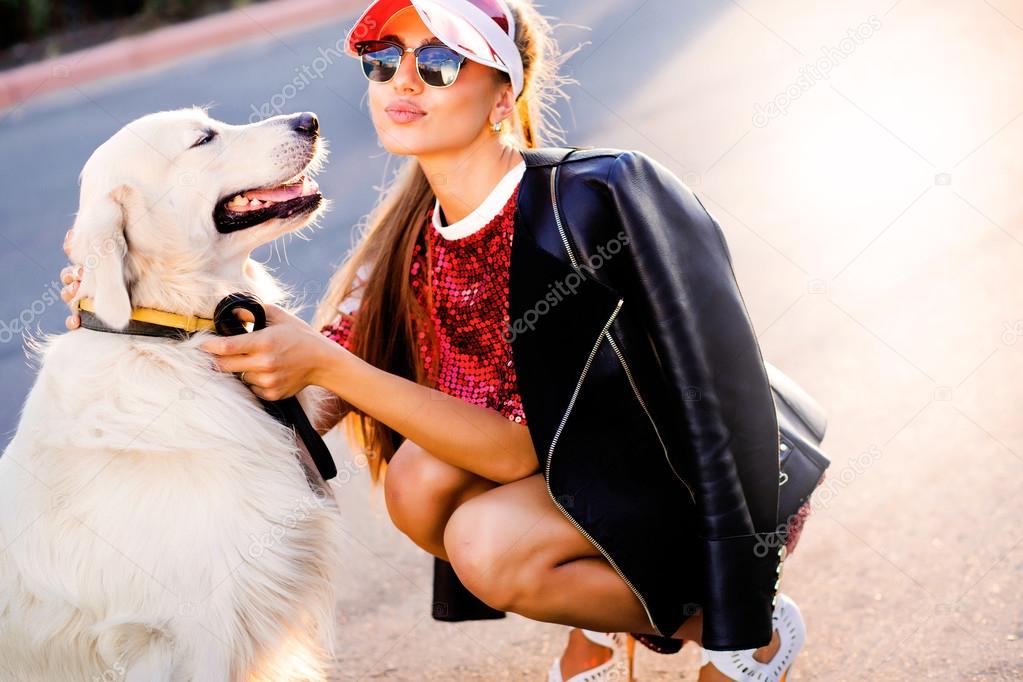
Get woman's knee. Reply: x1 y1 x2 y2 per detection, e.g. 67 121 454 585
443 495 542 612
384 440 478 551
385 441 440 531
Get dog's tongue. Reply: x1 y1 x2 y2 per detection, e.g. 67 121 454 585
245 176 317 202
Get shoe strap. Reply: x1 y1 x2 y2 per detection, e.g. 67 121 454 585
579 629 617 649
697 593 804 682
547 656 565 682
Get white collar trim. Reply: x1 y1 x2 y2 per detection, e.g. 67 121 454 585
432 159 526 240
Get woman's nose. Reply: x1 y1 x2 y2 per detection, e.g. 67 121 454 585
392 49 422 91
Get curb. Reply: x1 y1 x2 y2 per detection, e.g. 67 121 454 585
0 0 367 111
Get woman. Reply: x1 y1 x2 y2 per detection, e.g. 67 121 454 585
60 1 818 679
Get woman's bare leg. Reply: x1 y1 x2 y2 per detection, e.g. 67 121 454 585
442 472 665 634
384 442 620 677
442 473 785 680
383 438 498 559
386 445 782 679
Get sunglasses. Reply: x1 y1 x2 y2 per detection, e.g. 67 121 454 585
355 39 469 89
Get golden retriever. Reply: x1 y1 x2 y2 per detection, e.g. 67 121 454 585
0 107 344 681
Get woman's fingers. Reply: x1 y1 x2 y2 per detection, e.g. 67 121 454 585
60 266 82 297
239 370 273 388
200 327 272 356
63 229 73 256
212 354 272 375
220 367 287 400
60 279 79 302
60 260 83 330
64 281 81 329
231 308 256 324
60 264 84 312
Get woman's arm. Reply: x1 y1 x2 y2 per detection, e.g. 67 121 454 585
201 305 539 485
315 271 540 480
60 223 532 481
312 340 539 484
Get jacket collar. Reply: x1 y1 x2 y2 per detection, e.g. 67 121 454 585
519 145 618 167
519 146 578 167
510 144 619 287
511 145 612 268
511 148 574 271
519 145 609 168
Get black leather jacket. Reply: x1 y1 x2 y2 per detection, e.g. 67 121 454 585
506 146 784 651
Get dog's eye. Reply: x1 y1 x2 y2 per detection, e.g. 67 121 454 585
191 130 217 148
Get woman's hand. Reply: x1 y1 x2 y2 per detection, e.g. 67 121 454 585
199 303 338 401
60 228 83 330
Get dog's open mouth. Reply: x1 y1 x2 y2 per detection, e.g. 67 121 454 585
214 175 323 234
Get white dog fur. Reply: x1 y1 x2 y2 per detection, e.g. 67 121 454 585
0 108 345 681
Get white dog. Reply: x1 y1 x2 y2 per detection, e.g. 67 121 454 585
0 108 345 681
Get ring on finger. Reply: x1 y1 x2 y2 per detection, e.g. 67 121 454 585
240 371 247 384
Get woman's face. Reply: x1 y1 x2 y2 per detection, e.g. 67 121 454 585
365 7 511 156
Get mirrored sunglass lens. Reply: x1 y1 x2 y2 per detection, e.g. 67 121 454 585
417 47 462 87
360 43 401 82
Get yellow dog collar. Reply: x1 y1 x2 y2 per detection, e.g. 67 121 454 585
76 297 216 334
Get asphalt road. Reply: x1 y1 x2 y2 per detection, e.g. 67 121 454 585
2 1 1022 679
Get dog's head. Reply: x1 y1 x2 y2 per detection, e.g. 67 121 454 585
67 107 327 329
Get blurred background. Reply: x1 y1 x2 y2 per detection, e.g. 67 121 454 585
0 0 270 67
1 0 1022 679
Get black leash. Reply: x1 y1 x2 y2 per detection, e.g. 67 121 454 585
213 293 337 481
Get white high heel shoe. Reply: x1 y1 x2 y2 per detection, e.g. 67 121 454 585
547 629 635 682
697 593 805 682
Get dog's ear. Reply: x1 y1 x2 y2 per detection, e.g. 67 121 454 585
69 186 133 330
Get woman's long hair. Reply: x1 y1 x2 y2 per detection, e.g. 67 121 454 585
311 0 583 483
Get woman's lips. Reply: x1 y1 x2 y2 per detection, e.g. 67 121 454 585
386 110 426 124
385 106 426 124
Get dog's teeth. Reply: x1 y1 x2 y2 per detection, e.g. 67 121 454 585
230 195 247 207
249 199 261 207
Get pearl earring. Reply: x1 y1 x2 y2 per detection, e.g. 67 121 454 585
491 120 502 133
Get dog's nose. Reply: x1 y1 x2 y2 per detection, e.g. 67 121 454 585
292 112 319 137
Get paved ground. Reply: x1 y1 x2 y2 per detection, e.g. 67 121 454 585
2 0 1022 679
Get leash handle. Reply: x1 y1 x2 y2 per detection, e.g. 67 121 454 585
213 293 337 481
213 292 267 336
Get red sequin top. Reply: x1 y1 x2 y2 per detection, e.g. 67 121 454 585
320 172 528 425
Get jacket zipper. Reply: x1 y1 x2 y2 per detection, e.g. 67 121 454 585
549 164 698 507
544 296 663 636
603 331 697 506
550 165 581 270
